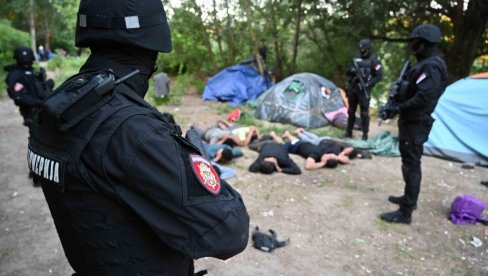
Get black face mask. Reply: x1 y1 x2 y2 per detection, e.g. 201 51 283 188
359 48 370 58
409 39 437 60
88 46 158 97
410 39 425 54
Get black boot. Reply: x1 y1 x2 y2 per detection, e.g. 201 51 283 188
361 133 368 141
342 131 352 138
380 209 412 224
388 195 417 210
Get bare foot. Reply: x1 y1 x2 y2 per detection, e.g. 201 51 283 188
294 128 305 134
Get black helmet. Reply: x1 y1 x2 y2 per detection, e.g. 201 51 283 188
409 24 441 44
358 39 372 58
75 0 172 52
14 46 35 67
358 39 372 50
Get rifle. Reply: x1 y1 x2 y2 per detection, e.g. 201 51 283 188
377 60 411 125
351 58 370 100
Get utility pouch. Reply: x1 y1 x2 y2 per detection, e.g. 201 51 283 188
395 80 410 101
41 70 115 131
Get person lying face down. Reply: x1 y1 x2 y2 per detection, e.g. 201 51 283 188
278 131 339 170
248 132 301 175
294 128 370 163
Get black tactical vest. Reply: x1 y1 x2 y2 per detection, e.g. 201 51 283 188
28 71 193 275
355 57 373 80
401 55 447 121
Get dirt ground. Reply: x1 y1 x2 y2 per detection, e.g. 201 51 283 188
1 94 487 276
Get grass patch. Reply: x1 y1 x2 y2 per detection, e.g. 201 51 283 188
317 180 331 188
344 183 359 190
376 219 409 235
342 195 354 208
395 246 420 262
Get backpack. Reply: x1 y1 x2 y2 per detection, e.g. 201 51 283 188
449 194 488 225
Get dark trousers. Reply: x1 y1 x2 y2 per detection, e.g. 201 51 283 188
399 140 423 214
346 89 370 136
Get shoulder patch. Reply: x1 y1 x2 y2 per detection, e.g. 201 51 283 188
375 64 381 71
27 147 65 191
416 72 427 84
189 154 221 195
14 83 24 92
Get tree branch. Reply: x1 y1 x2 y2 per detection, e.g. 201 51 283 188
365 35 409 43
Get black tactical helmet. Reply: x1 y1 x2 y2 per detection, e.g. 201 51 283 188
14 46 35 67
409 24 441 44
358 39 372 58
75 0 172 52
358 39 372 50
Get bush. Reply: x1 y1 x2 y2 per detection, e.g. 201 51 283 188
0 19 30 97
47 52 89 87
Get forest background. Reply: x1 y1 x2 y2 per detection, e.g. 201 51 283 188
0 0 487 107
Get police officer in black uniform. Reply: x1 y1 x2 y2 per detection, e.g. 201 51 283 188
27 0 250 274
344 39 383 140
379 24 447 224
4 46 53 127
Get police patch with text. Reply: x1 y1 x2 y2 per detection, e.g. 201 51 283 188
27 147 65 191
189 154 221 195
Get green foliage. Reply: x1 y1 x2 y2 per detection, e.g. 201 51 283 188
156 7 216 75
0 19 30 97
47 52 89 87
3 0 486 99
470 56 488 75
49 0 79 54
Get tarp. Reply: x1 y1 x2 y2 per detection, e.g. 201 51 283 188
252 72 343 128
345 131 400 157
202 65 273 106
424 74 488 166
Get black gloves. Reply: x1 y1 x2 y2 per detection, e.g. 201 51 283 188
379 105 400 120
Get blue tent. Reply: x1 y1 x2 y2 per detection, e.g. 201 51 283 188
202 65 273 106
424 73 488 166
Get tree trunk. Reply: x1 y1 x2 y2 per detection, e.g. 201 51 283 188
44 7 51 52
445 0 488 83
191 0 217 72
224 0 236 65
290 0 302 74
269 0 283 81
211 0 225 67
29 0 36 52
241 0 263 74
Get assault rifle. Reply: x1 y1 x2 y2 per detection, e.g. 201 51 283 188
377 60 410 125
351 58 370 100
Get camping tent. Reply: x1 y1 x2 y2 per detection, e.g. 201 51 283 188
253 72 344 128
424 73 488 166
202 65 273 106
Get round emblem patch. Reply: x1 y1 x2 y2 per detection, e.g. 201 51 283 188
189 154 221 195
14 82 24 92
